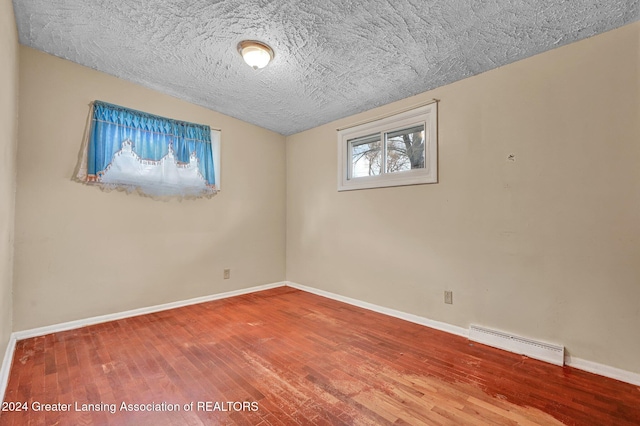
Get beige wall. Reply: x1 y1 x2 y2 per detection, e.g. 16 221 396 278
7 15 639 377
0 0 19 366
286 23 640 373
14 47 286 330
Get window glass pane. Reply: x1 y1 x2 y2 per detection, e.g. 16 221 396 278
385 124 425 173
349 134 381 178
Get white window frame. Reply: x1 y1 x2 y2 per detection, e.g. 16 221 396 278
337 103 438 191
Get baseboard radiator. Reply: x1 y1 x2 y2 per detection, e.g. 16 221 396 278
469 325 565 366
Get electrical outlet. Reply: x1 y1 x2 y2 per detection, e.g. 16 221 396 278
444 290 453 305
224 269 231 279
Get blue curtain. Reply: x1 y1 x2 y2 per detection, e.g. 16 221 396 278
87 101 215 186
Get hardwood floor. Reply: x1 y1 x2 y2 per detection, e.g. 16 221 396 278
1 287 639 425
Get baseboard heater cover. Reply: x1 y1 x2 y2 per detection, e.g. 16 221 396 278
469 325 565 366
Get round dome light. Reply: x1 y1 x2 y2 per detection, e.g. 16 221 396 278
238 40 274 69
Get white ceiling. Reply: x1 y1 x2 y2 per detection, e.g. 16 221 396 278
12 0 639 136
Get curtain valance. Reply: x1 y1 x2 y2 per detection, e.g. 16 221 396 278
75 101 219 199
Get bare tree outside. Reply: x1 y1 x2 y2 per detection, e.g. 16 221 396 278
350 125 425 178
350 136 381 178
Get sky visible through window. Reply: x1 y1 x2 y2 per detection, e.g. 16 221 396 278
350 126 425 178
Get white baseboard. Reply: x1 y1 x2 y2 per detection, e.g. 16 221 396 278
285 281 468 338
286 281 640 387
565 354 640 386
3 279 639 400
1 282 286 402
12 281 286 341
0 334 17 404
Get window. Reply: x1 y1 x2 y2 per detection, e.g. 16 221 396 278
75 101 221 199
338 103 437 191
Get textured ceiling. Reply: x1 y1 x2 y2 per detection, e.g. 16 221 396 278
12 0 640 136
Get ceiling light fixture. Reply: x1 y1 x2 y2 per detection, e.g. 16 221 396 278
238 40 274 70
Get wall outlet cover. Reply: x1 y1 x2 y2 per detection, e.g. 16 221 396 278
444 291 453 304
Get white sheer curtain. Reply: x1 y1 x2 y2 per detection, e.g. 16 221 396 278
75 101 220 200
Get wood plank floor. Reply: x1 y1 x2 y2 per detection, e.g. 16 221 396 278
1 287 639 425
